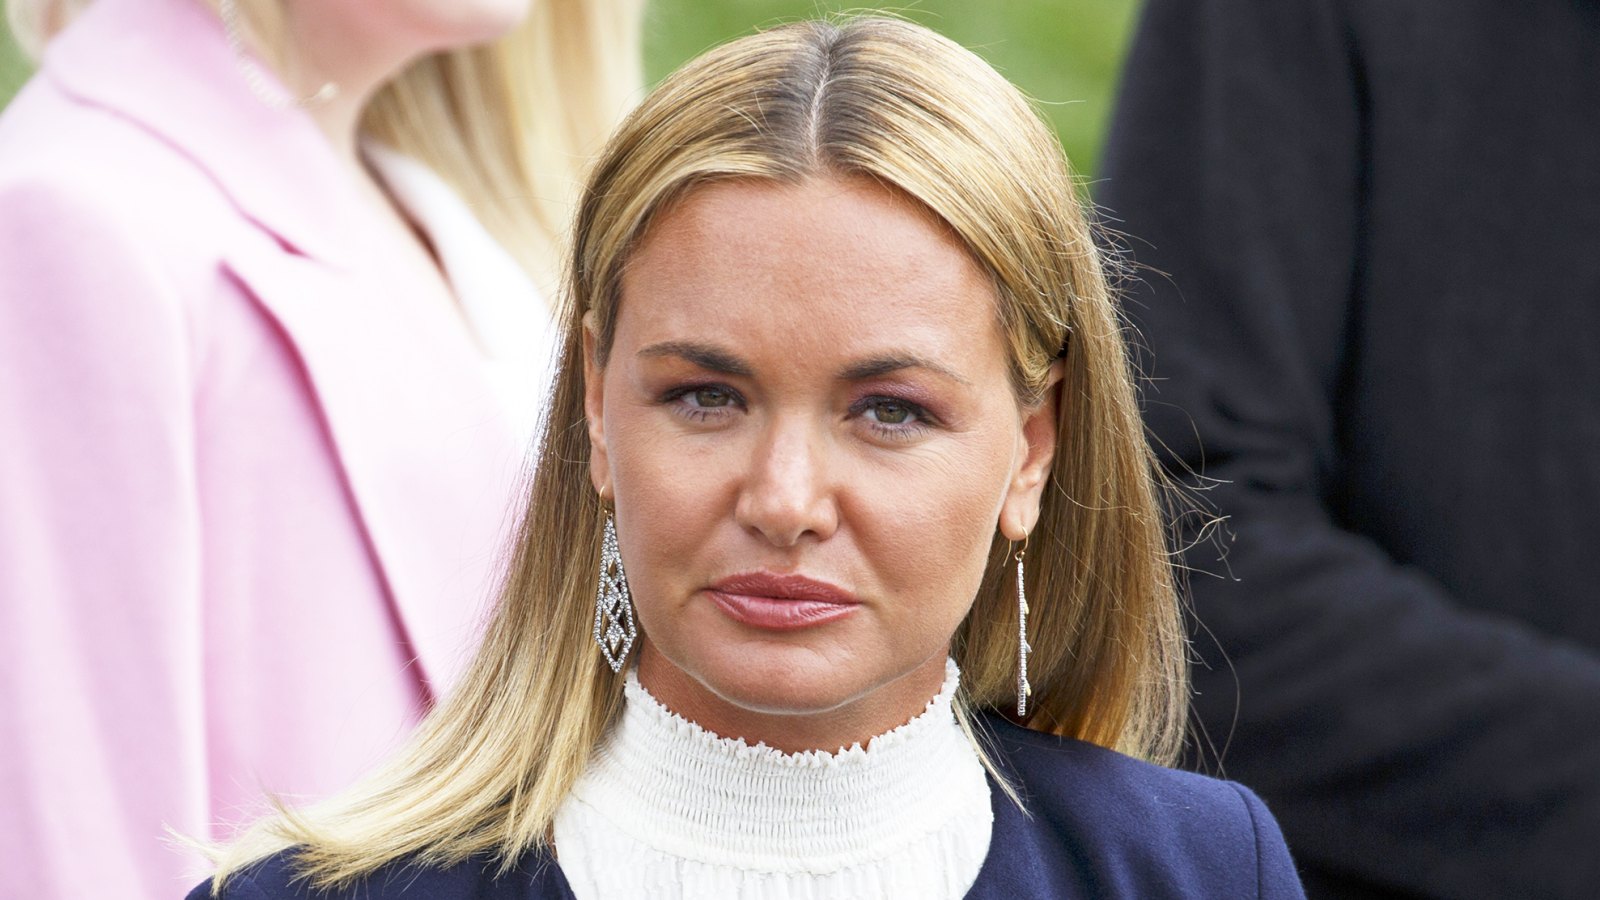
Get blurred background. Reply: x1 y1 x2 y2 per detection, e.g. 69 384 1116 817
0 0 1141 174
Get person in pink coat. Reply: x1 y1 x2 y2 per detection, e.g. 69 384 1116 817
0 0 642 896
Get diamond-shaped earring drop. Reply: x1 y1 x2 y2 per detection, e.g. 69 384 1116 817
593 513 637 672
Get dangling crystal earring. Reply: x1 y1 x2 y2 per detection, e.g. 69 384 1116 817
220 0 338 110
1015 539 1031 717
593 512 638 672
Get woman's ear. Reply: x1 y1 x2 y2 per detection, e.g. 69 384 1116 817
999 360 1066 541
582 312 612 500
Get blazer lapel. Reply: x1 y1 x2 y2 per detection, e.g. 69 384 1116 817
221 240 528 693
43 0 531 693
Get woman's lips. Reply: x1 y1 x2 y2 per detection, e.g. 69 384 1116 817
705 572 860 631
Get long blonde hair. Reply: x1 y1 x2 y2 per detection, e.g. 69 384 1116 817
207 16 1188 890
5 0 644 286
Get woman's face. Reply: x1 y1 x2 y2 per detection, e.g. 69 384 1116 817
586 177 1060 751
357 0 530 49
280 0 529 76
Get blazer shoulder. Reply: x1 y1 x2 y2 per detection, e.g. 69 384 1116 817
0 80 261 339
980 712 1244 807
190 848 571 900
0 75 243 243
976 713 1304 898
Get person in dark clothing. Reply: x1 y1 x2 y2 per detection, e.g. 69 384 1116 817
1096 0 1600 897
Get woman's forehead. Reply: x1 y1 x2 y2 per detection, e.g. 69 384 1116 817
632 176 971 275
614 177 1005 371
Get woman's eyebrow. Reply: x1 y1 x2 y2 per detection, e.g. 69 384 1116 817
840 354 970 386
638 340 753 376
637 342 968 386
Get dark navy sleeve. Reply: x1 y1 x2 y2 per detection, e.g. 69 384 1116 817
1232 783 1305 900
970 716 1307 898
186 868 278 900
181 849 574 899
184 856 340 900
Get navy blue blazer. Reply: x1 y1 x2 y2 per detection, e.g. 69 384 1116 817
189 714 1305 899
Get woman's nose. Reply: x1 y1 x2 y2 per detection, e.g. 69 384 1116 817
734 415 839 548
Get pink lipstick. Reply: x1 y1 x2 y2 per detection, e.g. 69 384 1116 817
705 572 860 631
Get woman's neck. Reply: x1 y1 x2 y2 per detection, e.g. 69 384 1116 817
215 2 415 169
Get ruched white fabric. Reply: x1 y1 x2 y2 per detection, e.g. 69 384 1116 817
552 659 994 899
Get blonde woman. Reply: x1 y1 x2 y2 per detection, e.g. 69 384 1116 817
190 17 1305 900
0 0 640 897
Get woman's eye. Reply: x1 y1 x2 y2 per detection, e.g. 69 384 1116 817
689 387 733 408
664 384 743 421
853 396 935 437
865 400 915 425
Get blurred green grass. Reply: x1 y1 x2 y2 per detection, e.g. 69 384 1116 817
0 15 27 102
0 1 1138 172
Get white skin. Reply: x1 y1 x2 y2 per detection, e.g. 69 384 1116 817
585 176 1063 753
242 0 529 163
225 0 530 301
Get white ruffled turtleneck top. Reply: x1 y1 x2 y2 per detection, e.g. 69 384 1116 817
552 659 994 899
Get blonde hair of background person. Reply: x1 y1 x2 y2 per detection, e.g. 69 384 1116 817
6 0 643 286
197 16 1189 890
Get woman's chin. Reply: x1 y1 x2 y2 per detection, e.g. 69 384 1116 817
642 640 873 721
638 637 947 751
706 672 863 720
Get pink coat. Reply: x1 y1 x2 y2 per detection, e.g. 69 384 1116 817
0 0 539 896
